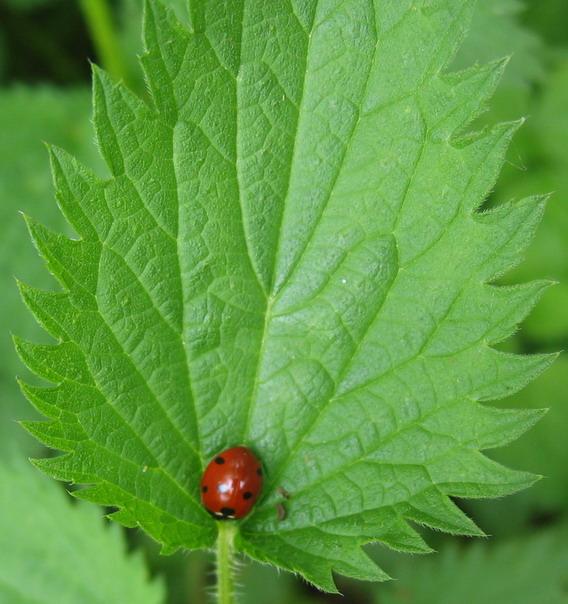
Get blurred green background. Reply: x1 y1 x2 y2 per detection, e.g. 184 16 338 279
0 0 567 602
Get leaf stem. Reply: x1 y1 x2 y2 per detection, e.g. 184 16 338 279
216 522 237 604
79 0 129 84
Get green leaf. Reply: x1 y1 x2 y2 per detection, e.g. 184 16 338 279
463 60 568 534
120 0 546 108
0 455 164 603
0 86 98 454
17 0 552 590
466 356 568 535
453 0 544 190
119 0 192 91
237 526 568 603
495 60 568 343
499 170 568 343
378 527 568 604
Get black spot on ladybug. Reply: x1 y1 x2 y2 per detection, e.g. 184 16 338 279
221 507 235 518
257 467 262 476
214 456 225 464
202 485 208 493
243 491 253 500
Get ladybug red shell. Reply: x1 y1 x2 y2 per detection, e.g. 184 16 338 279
200 446 263 520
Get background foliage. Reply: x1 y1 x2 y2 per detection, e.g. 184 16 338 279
0 0 566 602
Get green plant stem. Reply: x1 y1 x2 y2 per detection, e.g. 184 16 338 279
79 0 129 83
216 523 237 604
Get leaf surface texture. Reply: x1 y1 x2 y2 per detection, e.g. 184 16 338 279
17 0 552 589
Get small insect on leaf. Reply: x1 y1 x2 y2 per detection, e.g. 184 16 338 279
276 503 287 522
200 447 263 520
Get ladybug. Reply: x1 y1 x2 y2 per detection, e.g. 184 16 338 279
200 446 263 520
